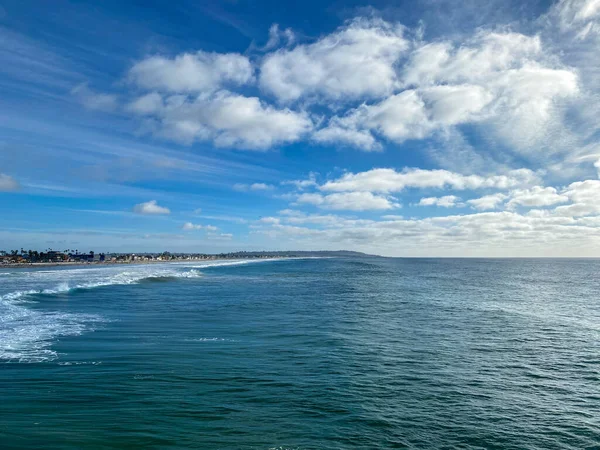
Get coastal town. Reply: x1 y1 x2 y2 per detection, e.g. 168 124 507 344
0 249 367 266
0 249 279 266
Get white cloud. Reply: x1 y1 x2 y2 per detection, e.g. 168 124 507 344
128 51 253 93
279 209 307 217
283 212 347 226
71 18 584 157
314 30 579 152
260 18 408 102
281 173 318 190
312 125 380 151
72 83 118 112
421 85 494 125
249 183 274 191
182 222 218 231
126 92 163 115
553 179 600 217
320 168 539 193
258 216 280 224
314 84 495 150
552 0 600 36
467 193 508 210
506 186 569 209
0 173 19 191
234 182 275 191
296 191 398 211
263 24 295 50
318 90 431 147
403 32 543 86
133 200 171 215
418 195 461 207
253 205 600 257
485 64 579 151
142 91 313 149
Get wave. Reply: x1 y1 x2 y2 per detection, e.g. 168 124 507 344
188 258 286 269
184 337 237 342
0 269 203 303
0 303 107 363
0 259 282 363
0 267 204 363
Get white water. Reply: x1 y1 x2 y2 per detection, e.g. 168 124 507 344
0 259 277 363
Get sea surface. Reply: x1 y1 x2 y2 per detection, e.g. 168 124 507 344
1 257 600 449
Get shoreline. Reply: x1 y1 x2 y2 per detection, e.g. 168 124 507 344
0 257 283 270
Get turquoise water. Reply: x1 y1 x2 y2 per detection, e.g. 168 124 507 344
1 257 600 449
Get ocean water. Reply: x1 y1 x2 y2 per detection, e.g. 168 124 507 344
1 257 600 449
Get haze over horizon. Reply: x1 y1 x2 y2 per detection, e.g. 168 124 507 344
2 0 600 256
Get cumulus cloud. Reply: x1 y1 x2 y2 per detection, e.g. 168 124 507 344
315 85 496 149
128 51 253 93
506 186 569 209
249 175 600 255
418 195 461 207
252 205 600 256
133 200 171 215
312 125 381 151
296 191 398 211
182 222 218 231
402 32 543 86
260 18 408 102
126 92 163 115
0 173 19 191
553 179 600 216
124 52 315 149
73 16 586 158
320 168 539 193
316 30 579 151
139 91 313 149
467 193 508 210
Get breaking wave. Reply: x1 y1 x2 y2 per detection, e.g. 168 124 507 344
0 265 208 363
188 259 281 269
0 259 285 363
0 268 203 303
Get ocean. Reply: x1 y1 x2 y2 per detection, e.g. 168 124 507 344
1 257 599 449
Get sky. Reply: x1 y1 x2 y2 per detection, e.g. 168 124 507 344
1 0 600 256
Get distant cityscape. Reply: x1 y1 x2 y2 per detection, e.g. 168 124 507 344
0 249 370 265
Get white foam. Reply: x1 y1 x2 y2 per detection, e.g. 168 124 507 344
0 303 106 363
188 259 279 269
184 337 236 342
0 260 278 363
0 268 203 304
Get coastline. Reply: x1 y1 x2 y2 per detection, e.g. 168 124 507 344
0 257 283 270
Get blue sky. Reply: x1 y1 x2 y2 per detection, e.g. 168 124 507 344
1 0 600 256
